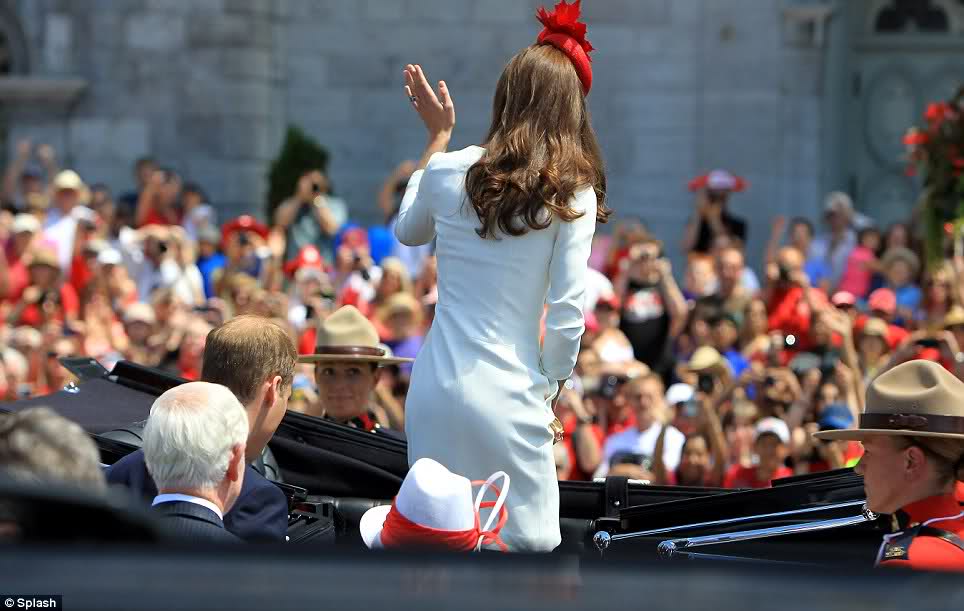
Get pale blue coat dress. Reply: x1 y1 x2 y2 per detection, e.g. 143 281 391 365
394 145 596 551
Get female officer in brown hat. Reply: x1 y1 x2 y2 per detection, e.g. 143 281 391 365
299 305 412 432
814 359 964 571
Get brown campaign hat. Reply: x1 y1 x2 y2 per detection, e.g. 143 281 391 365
298 305 413 365
814 360 964 441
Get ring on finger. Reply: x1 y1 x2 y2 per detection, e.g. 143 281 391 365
409 95 418 103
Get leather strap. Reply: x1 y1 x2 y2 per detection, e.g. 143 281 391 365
859 413 964 435
919 526 964 552
313 345 385 357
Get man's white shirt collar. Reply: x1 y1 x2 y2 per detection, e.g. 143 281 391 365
152 493 224 520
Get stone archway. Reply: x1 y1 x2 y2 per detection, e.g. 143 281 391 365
866 0 964 34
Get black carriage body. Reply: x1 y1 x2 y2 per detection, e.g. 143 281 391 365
1 360 883 565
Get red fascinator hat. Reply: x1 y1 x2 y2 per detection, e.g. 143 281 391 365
536 0 594 95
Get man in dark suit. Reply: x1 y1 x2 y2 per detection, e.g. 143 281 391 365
144 382 250 543
152 501 239 542
108 316 298 542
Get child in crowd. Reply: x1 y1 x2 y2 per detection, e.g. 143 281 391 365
877 247 921 325
723 417 793 488
837 227 880 298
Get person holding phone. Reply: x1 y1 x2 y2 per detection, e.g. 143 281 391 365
878 325 964 382
594 374 685 480
395 1 608 552
274 168 347 265
681 170 748 255
657 386 728 487
615 238 687 386
764 246 830 353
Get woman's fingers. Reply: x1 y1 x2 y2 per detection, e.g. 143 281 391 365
413 65 438 104
437 80 453 110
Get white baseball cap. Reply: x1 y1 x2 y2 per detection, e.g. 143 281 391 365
665 383 694 406
755 417 791 445
11 213 40 235
97 248 123 266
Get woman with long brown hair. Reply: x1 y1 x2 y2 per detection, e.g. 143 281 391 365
394 1 609 551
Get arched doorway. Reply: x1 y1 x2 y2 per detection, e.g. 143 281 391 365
848 0 964 227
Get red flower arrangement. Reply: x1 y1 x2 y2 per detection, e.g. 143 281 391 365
903 86 964 264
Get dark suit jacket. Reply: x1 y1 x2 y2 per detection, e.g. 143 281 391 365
107 449 288 542
152 500 240 543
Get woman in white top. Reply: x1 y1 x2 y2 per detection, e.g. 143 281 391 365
395 1 609 551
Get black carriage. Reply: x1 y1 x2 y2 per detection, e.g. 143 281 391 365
0 358 890 566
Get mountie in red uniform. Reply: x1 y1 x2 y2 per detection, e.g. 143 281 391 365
877 493 964 572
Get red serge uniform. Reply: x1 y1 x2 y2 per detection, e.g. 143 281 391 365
877 493 964 572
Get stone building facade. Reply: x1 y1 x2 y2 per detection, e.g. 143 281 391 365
1 0 962 269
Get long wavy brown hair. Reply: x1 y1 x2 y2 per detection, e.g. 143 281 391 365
464 44 610 239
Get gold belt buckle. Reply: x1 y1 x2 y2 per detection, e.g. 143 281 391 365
549 417 565 445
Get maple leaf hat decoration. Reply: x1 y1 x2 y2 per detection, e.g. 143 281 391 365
536 0 595 95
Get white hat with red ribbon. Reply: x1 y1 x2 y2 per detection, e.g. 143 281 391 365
359 458 511 552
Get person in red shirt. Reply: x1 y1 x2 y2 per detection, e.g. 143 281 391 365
7 247 79 330
135 169 182 228
176 317 213 381
658 387 729 487
2 214 41 303
67 207 100 296
553 384 604 481
34 336 77 396
592 374 637 437
724 417 794 488
814 360 964 572
851 288 909 350
765 247 828 353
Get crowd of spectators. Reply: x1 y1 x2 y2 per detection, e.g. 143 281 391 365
555 175 964 489
1 141 960 490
